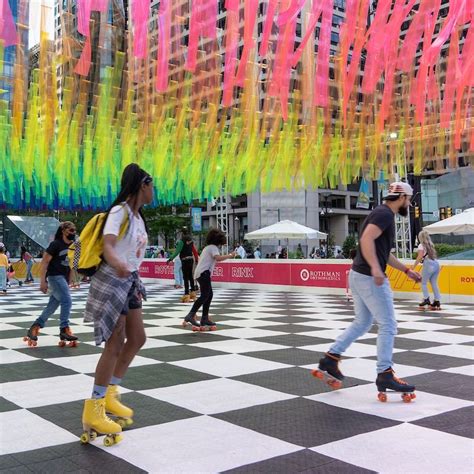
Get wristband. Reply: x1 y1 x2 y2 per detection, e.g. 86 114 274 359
404 267 409 274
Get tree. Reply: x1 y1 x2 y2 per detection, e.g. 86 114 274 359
342 235 358 258
149 215 190 249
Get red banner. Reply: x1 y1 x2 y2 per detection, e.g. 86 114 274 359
140 260 351 289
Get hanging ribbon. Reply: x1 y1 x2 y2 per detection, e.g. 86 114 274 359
156 0 171 92
0 0 17 46
132 0 150 59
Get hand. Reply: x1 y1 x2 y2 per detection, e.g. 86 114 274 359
166 260 172 264
371 269 386 287
40 281 48 294
229 251 236 258
115 262 131 278
406 269 422 283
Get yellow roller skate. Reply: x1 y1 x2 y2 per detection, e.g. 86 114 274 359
181 294 191 303
189 291 198 301
80 398 123 447
105 385 134 429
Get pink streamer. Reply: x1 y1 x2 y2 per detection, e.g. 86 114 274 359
291 0 324 67
156 0 171 92
313 0 334 107
276 0 306 26
440 30 459 128
132 0 150 59
91 0 109 12
77 0 92 37
74 34 92 76
259 0 277 58
0 0 17 47
185 0 203 73
201 0 217 39
222 0 239 107
235 0 259 87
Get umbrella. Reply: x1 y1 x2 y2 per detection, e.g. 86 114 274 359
244 220 327 240
424 208 474 236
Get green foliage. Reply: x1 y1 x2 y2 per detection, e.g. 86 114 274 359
342 235 358 258
326 234 335 258
434 243 474 258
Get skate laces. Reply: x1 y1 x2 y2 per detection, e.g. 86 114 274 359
94 399 115 423
64 327 74 336
387 369 407 385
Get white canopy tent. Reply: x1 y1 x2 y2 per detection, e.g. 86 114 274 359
423 208 474 236
244 220 327 241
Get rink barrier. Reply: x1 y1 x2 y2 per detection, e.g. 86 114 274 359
140 259 474 304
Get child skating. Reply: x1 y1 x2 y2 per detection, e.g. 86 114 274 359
313 183 421 402
23 222 79 347
81 164 153 446
182 228 235 331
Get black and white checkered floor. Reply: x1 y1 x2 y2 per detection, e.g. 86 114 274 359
1 283 473 473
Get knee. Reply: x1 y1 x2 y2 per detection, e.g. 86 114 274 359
128 332 146 350
61 296 72 308
379 319 397 336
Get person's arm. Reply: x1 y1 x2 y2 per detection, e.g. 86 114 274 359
413 249 424 269
39 253 52 294
192 244 199 262
103 235 131 278
388 254 421 282
167 240 183 263
215 251 236 262
359 224 386 286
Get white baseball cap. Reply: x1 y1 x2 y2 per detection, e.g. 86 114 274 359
384 181 413 199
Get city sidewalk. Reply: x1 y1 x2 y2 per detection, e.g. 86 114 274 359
0 284 473 473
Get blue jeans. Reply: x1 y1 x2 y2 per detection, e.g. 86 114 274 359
330 270 397 374
174 258 183 286
0 267 6 291
34 275 72 329
422 259 441 301
26 260 34 281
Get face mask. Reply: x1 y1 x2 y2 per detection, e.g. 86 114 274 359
67 233 76 241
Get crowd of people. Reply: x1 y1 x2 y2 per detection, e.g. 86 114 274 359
2 164 446 447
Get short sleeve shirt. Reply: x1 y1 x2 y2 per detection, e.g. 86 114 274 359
103 204 148 272
46 239 71 278
352 205 395 276
194 245 220 279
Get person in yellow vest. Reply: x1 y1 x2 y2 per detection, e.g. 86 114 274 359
0 244 9 294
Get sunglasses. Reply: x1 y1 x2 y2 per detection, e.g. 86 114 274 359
142 176 153 185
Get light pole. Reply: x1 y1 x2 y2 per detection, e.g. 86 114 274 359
234 216 239 247
319 193 332 258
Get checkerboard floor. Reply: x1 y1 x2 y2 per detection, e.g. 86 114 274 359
1 283 473 473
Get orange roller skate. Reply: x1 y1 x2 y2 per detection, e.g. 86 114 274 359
58 327 79 347
23 324 40 347
182 314 201 332
200 319 217 331
376 368 416 403
312 352 344 390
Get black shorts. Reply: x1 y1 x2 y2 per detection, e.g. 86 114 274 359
121 280 143 315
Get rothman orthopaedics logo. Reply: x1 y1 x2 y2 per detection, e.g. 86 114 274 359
300 269 341 282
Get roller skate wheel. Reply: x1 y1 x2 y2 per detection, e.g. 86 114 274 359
80 432 90 444
327 379 342 390
113 434 123 444
191 326 200 332
69 341 78 347
23 336 28 341
312 370 324 379
181 321 187 327
410 393 416 399
90 431 97 441
117 419 125 428
402 394 412 403
104 435 115 447
378 393 387 402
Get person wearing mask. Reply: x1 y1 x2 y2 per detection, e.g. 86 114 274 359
167 231 199 302
414 230 442 311
20 246 35 284
81 164 153 446
314 182 422 400
24 222 78 346
182 229 236 330
235 243 246 259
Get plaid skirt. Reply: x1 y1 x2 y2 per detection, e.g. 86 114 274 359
84 263 146 345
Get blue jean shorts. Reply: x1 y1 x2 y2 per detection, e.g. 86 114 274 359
121 280 143 315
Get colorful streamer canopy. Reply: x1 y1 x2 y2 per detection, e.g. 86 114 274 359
0 0 473 209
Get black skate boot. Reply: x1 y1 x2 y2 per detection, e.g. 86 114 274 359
312 353 344 389
200 319 217 331
23 324 41 347
418 298 431 310
59 327 79 347
429 300 441 311
182 314 201 331
376 368 416 402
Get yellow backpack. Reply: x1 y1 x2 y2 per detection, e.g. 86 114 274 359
69 206 129 276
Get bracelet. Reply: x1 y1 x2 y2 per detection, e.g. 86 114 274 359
404 267 410 274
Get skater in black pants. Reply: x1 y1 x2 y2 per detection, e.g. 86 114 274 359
183 229 235 330
168 232 199 303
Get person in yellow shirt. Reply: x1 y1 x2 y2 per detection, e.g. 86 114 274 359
0 244 9 294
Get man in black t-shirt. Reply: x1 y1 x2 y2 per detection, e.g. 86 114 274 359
315 182 422 396
24 222 79 346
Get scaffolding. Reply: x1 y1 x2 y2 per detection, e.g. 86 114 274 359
216 185 229 253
